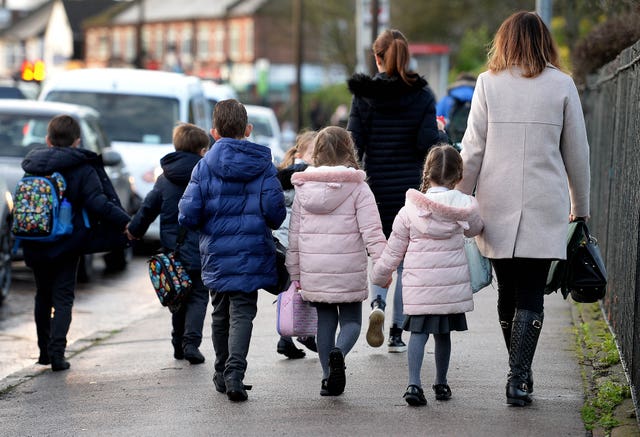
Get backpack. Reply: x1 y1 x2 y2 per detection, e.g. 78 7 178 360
446 97 471 144
11 172 74 242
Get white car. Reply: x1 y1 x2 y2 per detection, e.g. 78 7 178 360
39 68 211 239
245 104 285 163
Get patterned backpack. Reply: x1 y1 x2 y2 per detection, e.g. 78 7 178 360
11 172 74 242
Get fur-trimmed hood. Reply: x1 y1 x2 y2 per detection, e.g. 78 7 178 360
347 72 429 107
404 188 480 237
291 168 366 214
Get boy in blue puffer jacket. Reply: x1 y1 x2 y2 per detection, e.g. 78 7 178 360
126 123 210 365
179 99 286 402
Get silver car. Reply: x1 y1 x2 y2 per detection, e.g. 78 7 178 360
0 100 139 280
0 177 11 305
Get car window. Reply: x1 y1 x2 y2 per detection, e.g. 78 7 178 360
249 115 273 138
0 86 26 99
45 91 179 144
85 116 111 150
0 113 50 157
79 119 100 154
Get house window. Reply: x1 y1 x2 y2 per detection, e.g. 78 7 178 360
197 25 209 59
229 22 240 61
155 27 164 59
125 27 135 61
213 23 224 62
112 28 121 57
245 21 254 59
182 27 192 57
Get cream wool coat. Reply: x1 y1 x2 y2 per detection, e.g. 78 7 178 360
457 66 591 259
285 167 386 303
371 189 483 315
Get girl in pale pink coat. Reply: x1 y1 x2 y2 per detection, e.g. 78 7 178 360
286 126 386 397
371 144 483 407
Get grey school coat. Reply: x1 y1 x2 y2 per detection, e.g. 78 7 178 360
457 66 590 260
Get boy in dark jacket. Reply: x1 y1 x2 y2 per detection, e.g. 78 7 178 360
179 99 286 402
21 115 130 371
126 123 210 364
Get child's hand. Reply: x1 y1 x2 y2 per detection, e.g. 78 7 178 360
293 280 301 290
383 277 393 288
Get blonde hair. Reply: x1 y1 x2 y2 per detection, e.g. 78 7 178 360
420 144 463 192
312 126 360 169
278 130 317 170
487 11 562 78
173 123 210 153
373 29 420 86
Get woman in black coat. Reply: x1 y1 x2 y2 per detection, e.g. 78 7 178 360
347 29 446 353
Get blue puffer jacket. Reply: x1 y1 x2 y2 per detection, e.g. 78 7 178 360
127 151 202 271
178 137 286 292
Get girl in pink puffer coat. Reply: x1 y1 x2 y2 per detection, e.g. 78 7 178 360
286 126 386 397
371 144 483 407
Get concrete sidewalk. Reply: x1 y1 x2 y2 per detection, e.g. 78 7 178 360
0 286 585 436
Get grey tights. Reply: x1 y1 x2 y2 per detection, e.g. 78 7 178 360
407 332 451 387
315 302 362 379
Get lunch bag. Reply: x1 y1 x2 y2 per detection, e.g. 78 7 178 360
276 281 317 337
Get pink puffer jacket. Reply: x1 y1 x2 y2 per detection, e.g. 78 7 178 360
371 188 483 315
285 167 386 303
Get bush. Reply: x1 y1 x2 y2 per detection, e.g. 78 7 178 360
571 13 640 85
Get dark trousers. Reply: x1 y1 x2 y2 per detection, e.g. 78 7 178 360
491 258 552 320
210 290 258 383
32 256 80 359
171 270 209 350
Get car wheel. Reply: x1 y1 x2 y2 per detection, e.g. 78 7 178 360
77 254 95 283
0 218 12 306
103 246 132 272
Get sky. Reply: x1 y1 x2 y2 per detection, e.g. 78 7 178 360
4 0 47 10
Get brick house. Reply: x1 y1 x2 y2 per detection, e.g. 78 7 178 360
83 0 341 102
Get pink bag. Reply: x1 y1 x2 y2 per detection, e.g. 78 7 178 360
276 281 317 337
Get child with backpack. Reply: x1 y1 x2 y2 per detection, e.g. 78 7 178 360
18 115 130 371
371 144 483 406
178 99 286 402
273 130 318 359
436 73 476 144
125 123 210 365
285 126 386 396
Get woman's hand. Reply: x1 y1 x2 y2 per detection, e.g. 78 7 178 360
569 214 589 223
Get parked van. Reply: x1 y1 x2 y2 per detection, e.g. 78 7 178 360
39 68 210 238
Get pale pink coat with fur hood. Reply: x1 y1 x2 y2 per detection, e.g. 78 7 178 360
371 188 483 315
286 167 386 303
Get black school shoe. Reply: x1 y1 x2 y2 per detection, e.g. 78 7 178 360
326 348 346 395
320 379 331 396
183 345 205 364
433 384 452 400
224 378 253 402
277 337 305 359
213 373 226 393
51 356 70 372
404 385 427 406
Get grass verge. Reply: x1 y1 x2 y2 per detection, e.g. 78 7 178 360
572 301 638 436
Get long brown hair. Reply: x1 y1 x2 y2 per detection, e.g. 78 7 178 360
487 11 562 78
420 144 463 192
313 126 360 169
373 29 419 86
278 130 317 170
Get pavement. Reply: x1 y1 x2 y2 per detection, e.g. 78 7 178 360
0 284 585 436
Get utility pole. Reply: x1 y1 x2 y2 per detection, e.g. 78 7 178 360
293 0 303 131
369 0 379 75
134 0 144 68
536 0 553 28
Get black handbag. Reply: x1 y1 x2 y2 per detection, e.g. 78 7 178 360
545 220 607 303
264 236 290 296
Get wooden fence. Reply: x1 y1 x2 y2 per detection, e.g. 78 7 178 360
580 39 640 414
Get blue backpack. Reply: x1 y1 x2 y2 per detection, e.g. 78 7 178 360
11 172 74 242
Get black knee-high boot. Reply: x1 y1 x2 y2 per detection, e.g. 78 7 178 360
506 309 543 406
500 319 534 394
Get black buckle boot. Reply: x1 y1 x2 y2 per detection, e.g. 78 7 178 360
506 309 543 406
500 319 534 393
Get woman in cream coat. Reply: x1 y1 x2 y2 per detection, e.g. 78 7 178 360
456 11 591 406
